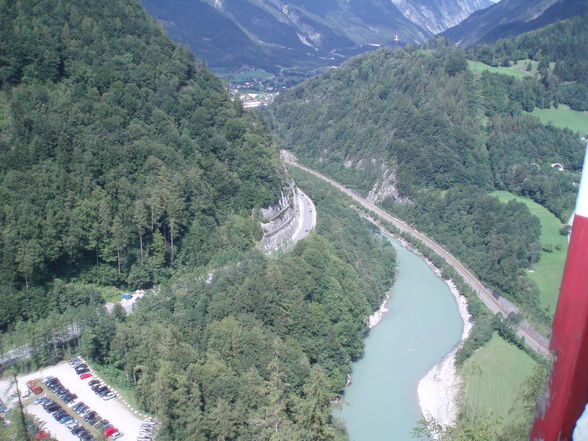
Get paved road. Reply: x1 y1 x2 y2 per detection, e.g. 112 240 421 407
284 153 550 357
260 186 316 252
291 188 317 245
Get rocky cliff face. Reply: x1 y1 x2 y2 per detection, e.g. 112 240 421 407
390 0 493 34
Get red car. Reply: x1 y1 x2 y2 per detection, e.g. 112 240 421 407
26 380 43 394
104 427 118 437
79 373 92 379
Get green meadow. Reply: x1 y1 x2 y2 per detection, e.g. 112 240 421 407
460 333 538 429
467 60 533 80
531 105 588 135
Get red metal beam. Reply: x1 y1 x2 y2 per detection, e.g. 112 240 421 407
531 141 588 440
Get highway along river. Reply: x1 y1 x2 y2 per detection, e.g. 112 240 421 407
334 236 464 441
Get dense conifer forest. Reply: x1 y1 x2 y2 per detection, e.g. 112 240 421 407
0 0 283 329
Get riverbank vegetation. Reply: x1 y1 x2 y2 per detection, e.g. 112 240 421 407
265 28 584 438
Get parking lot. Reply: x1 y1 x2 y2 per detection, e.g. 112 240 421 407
0 360 152 441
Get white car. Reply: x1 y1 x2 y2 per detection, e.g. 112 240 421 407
110 431 124 439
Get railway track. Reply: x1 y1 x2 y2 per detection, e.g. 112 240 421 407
285 154 550 357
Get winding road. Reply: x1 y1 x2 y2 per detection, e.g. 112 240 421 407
283 152 550 357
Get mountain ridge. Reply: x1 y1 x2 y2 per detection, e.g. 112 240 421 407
141 0 491 72
442 0 588 47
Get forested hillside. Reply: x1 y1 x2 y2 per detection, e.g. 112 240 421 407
267 40 584 324
2 161 397 441
469 17 588 110
0 1 400 439
0 0 282 330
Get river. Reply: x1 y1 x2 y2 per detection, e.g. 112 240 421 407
334 236 464 441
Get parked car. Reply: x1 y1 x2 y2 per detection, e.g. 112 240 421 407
103 427 118 437
26 380 43 394
71 426 84 435
75 364 89 374
65 420 79 429
110 431 123 440
63 392 77 403
76 405 89 416
58 415 73 424
88 380 101 387
80 373 92 380
96 420 110 430
45 404 60 413
98 388 111 397
68 358 82 367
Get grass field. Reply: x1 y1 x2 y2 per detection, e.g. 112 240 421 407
467 60 533 80
531 104 588 134
460 333 538 429
228 69 274 82
492 191 567 316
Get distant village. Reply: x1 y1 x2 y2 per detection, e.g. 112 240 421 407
226 65 321 108
231 89 278 108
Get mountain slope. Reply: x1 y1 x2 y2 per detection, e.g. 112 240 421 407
390 0 493 34
0 0 281 327
141 0 491 72
442 0 588 47
267 44 583 318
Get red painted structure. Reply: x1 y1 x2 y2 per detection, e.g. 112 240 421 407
531 141 588 441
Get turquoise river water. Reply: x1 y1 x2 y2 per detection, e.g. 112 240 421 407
334 236 464 441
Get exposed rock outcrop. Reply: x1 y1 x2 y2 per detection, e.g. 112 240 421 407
367 164 412 205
